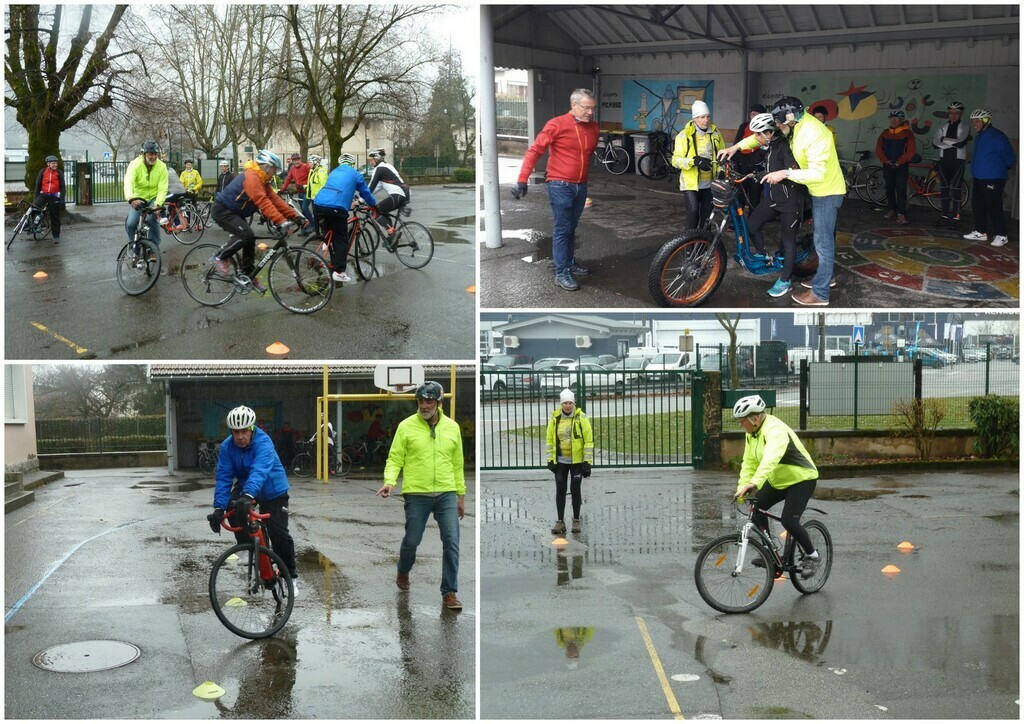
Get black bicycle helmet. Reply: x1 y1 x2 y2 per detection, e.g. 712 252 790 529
415 381 444 400
141 140 160 154
770 96 804 125
749 103 767 114
45 155 59 163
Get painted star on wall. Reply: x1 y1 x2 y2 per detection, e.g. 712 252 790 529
837 82 874 113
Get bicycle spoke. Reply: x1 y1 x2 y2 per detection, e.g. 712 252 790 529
268 247 333 314
116 239 161 296
392 221 434 269
181 244 236 306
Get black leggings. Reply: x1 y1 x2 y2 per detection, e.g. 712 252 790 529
681 188 713 230
312 203 352 271
32 194 61 237
375 193 407 227
228 491 297 578
747 202 800 282
211 202 257 274
938 158 966 215
971 178 1008 237
752 479 817 555
554 463 584 521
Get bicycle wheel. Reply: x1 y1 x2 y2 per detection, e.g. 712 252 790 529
198 450 216 475
695 534 775 614
341 445 364 468
116 239 161 296
606 146 630 175
209 542 294 639
648 232 728 307
863 167 887 206
268 246 333 314
353 227 378 280
923 174 970 212
392 221 434 269
291 452 314 478
31 209 51 241
170 204 204 244
7 211 29 249
790 520 832 594
852 166 877 204
337 451 353 476
638 152 669 181
180 244 236 306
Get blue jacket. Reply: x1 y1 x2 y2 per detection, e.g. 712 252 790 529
971 125 1016 180
312 165 377 211
213 427 290 509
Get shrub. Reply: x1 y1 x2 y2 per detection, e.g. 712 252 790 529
890 398 947 460
968 394 1018 458
452 167 475 183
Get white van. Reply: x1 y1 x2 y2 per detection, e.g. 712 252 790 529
643 351 693 381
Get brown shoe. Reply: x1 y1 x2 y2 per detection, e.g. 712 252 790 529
792 289 829 307
396 572 410 591
571 518 582 533
442 592 463 611
551 520 567 535
896 214 908 225
884 210 896 219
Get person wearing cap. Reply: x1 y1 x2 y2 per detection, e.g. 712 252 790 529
733 103 768 208
179 159 204 198
962 109 1015 248
931 102 970 224
281 153 314 233
731 394 820 579
377 381 466 611
207 405 298 597
33 154 65 243
215 160 235 193
875 110 916 225
671 99 725 231
513 88 600 292
545 388 594 535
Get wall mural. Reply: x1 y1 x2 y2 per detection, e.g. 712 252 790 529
785 74 988 159
622 79 715 136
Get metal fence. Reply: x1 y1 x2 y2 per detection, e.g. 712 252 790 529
4 162 79 204
496 97 528 138
36 416 166 454
480 369 695 470
398 156 464 178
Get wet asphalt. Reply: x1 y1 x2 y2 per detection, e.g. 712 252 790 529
4 468 476 719
4 185 476 360
480 162 1019 309
480 467 1019 720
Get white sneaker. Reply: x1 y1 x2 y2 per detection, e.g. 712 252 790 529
990 235 1009 247
963 230 988 241
291 579 299 600
331 271 352 283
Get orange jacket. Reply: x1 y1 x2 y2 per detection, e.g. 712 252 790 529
519 112 599 184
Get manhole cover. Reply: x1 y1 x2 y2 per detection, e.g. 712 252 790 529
33 640 141 673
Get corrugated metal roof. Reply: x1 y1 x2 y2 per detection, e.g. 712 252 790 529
147 363 475 380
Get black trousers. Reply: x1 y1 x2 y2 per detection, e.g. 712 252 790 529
681 188 713 230
312 203 352 271
228 490 297 578
747 201 800 282
882 164 909 214
938 158 966 215
971 178 1008 237
554 463 584 520
752 478 817 555
211 202 257 275
32 194 61 238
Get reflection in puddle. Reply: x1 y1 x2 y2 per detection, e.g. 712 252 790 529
747 620 833 663
556 549 584 586
553 626 594 669
814 487 895 501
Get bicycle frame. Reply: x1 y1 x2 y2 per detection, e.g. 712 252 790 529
221 505 276 583
734 500 826 575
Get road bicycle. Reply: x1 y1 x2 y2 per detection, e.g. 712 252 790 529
636 131 679 182
116 204 162 296
180 224 333 314
193 194 215 225
694 497 832 614
303 224 369 282
7 199 52 248
317 204 433 281
158 195 204 245
209 501 294 639
647 163 817 306
197 440 220 475
595 133 630 175
861 157 970 211
291 437 352 478
341 437 389 469
837 149 881 203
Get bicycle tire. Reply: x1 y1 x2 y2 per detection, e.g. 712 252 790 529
116 239 161 295
209 542 294 639
862 167 887 206
31 209 51 241
353 227 378 280
647 232 728 307
923 174 970 213
291 452 314 478
637 152 669 181
606 146 630 175
268 246 333 314
7 210 29 249
695 533 775 614
790 520 832 594
170 204 204 244
392 221 434 269
341 445 364 468
198 450 217 475
851 166 877 204
181 244 237 306
337 451 353 476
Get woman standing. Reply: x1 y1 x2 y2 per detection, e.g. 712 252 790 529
545 389 594 534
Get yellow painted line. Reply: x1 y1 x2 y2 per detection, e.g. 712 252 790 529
30 322 91 356
8 494 72 529
635 616 685 720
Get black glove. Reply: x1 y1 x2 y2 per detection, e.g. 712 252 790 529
694 156 714 172
547 461 558 473
207 507 225 534
581 462 592 478
511 182 528 199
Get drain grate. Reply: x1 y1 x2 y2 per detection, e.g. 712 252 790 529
33 640 141 673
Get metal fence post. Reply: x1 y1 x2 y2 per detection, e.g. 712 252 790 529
691 372 704 469
914 358 923 400
799 359 808 430
985 342 991 394
853 343 860 431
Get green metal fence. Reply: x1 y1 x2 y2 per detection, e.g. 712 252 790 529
88 161 129 203
480 369 696 470
496 97 528 138
36 416 166 454
4 161 79 204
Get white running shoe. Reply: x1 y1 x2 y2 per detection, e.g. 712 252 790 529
331 271 352 283
291 579 299 600
962 230 988 241
990 235 1009 247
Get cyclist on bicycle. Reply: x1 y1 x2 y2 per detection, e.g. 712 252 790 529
208 405 299 596
158 165 190 228
732 394 821 577
124 140 169 249
367 149 409 236
179 159 204 199
307 420 337 472
209 149 307 294
306 154 328 234
311 152 377 285
33 154 65 244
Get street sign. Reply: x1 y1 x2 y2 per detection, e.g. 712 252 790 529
103 152 111 160
853 325 865 345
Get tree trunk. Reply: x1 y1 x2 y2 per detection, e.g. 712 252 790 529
24 122 63 190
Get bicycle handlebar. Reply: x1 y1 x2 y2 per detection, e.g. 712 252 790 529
220 504 271 533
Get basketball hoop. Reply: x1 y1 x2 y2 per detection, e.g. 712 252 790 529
390 383 416 395
374 364 424 394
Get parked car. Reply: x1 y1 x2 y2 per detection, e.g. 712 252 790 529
533 357 575 369
487 354 532 368
579 354 619 368
910 348 945 368
608 356 651 386
538 362 631 396
644 351 694 383
480 363 510 395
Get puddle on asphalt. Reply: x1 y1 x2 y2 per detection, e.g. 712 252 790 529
438 215 473 226
814 487 896 501
131 480 210 493
874 476 915 489
552 626 596 669
425 226 469 244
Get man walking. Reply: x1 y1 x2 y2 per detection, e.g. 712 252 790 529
513 88 600 292
377 382 466 611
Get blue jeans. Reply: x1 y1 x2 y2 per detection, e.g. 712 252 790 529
298 194 314 225
399 492 460 596
547 181 588 276
125 201 161 247
809 194 844 300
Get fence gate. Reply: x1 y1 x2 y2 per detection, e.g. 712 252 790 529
480 369 694 469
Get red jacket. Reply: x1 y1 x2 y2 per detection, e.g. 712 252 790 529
875 124 917 166
281 162 311 191
519 112 599 184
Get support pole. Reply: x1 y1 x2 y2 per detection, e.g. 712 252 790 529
480 5 502 249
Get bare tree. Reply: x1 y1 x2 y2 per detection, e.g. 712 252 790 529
715 313 742 388
77 104 137 162
33 365 160 419
5 5 137 186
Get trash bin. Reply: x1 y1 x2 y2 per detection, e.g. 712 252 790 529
630 134 649 176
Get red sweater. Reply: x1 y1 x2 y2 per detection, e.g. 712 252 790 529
281 162 311 191
519 112 599 184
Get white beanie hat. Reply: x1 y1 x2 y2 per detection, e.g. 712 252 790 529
559 388 575 404
691 100 710 118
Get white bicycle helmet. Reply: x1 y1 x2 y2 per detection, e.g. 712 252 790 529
226 405 257 430
255 149 283 170
732 395 766 419
970 108 990 121
748 112 777 134
307 154 321 166
947 101 965 112
338 152 357 166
